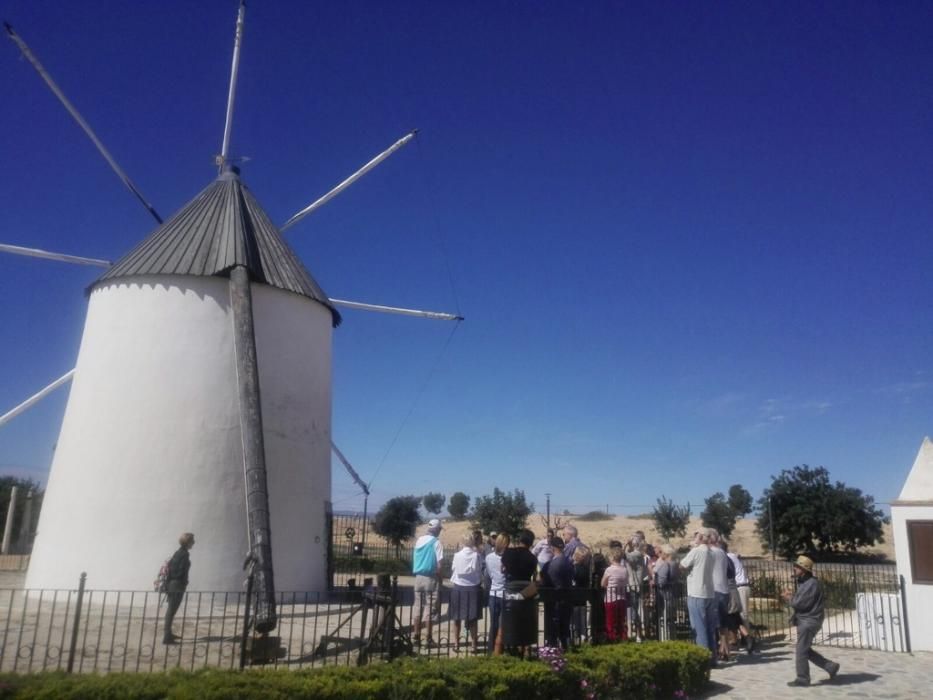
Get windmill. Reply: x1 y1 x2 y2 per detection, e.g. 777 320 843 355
2 3 461 634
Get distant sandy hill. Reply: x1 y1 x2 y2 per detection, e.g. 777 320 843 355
422 514 895 561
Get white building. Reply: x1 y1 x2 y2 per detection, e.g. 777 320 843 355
891 436 933 651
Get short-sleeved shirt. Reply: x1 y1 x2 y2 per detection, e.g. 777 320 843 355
485 551 506 593
412 534 444 576
501 546 538 582
710 546 729 594
680 544 715 599
601 563 628 602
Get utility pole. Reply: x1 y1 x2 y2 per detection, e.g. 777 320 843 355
545 493 551 530
768 496 775 561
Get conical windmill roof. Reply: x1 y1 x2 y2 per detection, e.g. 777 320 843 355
897 436 933 502
93 169 340 326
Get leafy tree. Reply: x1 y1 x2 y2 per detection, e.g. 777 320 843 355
447 492 470 520
700 492 737 539
0 477 43 552
372 496 422 557
652 496 691 541
421 492 445 515
756 465 888 558
470 488 533 536
727 484 753 517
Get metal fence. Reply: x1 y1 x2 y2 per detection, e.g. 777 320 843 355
330 513 459 588
0 558 908 674
741 559 907 652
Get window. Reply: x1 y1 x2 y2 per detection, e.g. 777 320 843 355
907 521 933 584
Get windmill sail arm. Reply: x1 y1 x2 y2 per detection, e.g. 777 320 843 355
217 1 246 171
331 441 370 496
328 298 463 321
4 22 162 225
0 242 111 268
280 130 418 232
0 369 76 429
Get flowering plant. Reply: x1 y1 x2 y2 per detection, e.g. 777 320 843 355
537 646 596 699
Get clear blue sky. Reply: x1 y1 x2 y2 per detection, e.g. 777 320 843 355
2 1 931 517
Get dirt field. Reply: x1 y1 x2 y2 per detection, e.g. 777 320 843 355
428 514 895 561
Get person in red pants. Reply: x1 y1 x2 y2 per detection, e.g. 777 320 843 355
601 548 628 641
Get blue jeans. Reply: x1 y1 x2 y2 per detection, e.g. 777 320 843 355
687 596 718 662
487 594 503 650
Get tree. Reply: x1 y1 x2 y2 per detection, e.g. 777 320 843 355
470 488 533 536
421 492 445 515
701 492 737 539
372 496 422 557
727 484 753 518
652 496 691 541
448 492 470 520
756 465 888 558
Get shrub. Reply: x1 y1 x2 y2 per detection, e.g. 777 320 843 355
568 642 709 699
332 556 410 575
820 571 860 610
577 510 613 522
0 642 709 699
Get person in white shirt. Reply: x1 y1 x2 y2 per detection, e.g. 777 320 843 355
450 534 483 652
532 529 555 569
484 532 510 654
679 529 718 665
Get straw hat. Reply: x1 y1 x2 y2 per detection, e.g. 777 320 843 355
793 555 814 572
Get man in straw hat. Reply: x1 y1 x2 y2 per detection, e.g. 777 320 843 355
781 555 840 687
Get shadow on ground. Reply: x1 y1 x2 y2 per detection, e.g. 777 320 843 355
696 680 733 697
817 672 880 687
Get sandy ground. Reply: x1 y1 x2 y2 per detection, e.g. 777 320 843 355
428 514 895 561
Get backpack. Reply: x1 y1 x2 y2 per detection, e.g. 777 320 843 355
154 558 170 593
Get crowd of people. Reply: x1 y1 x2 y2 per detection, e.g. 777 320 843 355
409 519 759 659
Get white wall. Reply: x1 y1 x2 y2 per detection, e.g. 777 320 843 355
891 505 933 651
27 276 332 592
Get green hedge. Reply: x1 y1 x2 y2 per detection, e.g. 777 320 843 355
0 642 709 700
332 556 411 575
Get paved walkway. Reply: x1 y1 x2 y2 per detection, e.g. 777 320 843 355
700 642 932 699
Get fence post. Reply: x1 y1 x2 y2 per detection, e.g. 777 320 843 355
66 572 87 673
387 575 398 660
239 565 255 670
899 574 912 653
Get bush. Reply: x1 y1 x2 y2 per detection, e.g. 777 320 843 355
332 556 410 576
569 641 709 699
0 642 709 699
750 573 783 598
577 510 613 522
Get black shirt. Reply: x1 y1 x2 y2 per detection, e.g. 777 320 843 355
501 546 538 582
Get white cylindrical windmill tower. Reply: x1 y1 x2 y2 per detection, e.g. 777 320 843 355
26 167 341 598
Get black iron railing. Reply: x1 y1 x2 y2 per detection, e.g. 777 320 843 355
0 559 907 674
